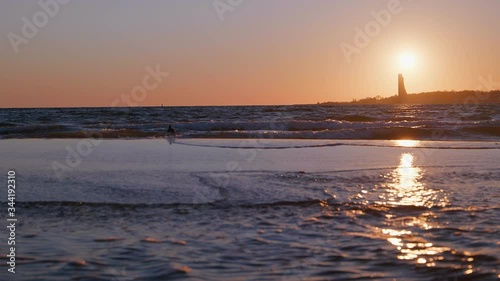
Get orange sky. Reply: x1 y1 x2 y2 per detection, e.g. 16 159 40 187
1 0 499 107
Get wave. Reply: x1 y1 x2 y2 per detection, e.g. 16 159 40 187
14 199 327 208
2 125 500 141
184 126 466 140
173 140 500 150
1 124 71 137
5 198 441 210
460 114 493 121
46 130 164 139
325 114 380 122
0 122 17 127
15 200 500 223
462 126 500 137
1 105 500 140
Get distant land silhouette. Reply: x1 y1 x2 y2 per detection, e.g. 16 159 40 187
319 90 500 105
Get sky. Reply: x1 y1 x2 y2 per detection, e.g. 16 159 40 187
1 0 499 107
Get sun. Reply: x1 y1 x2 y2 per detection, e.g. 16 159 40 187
399 53 416 70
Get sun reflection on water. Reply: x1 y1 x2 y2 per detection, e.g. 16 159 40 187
394 140 420 147
379 152 448 208
382 227 450 264
378 151 452 268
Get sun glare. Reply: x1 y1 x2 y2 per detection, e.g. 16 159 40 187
399 53 416 70
395 140 420 148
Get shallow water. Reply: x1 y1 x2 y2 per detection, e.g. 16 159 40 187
0 139 499 280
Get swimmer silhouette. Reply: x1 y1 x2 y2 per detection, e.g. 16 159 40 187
167 125 176 134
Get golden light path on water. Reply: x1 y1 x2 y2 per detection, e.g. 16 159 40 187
318 140 479 275
380 150 448 208
375 148 463 270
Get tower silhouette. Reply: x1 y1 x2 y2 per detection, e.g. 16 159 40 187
398 74 407 98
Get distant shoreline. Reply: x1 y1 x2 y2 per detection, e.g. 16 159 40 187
319 90 500 105
1 90 500 109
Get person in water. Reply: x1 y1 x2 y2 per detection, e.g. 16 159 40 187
167 125 176 134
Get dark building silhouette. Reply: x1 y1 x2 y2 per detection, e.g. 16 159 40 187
398 74 408 98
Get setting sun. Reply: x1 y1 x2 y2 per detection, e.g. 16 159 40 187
399 53 416 71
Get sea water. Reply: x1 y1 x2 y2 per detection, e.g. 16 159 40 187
1 104 499 140
0 105 499 281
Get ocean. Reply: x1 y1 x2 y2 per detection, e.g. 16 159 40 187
1 104 499 140
0 104 499 281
